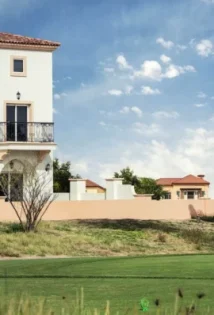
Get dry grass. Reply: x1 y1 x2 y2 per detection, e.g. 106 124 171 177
0 219 214 257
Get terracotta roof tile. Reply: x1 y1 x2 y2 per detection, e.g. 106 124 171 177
156 175 210 186
173 175 210 185
86 180 106 190
0 32 60 47
156 178 181 186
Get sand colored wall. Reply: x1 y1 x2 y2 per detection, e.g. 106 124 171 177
86 187 106 194
0 199 214 222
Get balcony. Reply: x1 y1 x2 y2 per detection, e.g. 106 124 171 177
0 122 54 143
0 122 56 152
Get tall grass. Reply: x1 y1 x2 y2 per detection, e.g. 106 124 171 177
1 219 214 257
0 288 211 315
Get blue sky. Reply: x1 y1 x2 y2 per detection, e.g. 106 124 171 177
1 0 214 192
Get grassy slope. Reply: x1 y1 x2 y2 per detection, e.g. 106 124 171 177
0 255 214 314
0 219 214 257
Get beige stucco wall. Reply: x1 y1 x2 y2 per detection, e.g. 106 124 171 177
86 187 106 194
163 184 209 200
0 199 213 222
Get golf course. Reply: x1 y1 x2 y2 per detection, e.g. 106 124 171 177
0 254 213 314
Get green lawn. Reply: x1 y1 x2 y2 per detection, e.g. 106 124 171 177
0 254 213 314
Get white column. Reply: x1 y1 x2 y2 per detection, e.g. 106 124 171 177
0 162 4 173
105 178 123 200
69 179 86 201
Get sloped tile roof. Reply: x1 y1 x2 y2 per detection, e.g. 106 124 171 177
86 179 106 190
156 175 210 186
0 32 60 47
156 178 181 186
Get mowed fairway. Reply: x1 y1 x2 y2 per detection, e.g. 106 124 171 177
0 254 214 314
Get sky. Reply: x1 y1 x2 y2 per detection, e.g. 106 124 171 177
1 0 214 193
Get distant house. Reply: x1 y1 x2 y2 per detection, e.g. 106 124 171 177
156 175 210 200
86 179 106 194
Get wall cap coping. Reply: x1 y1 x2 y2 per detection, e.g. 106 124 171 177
69 179 87 182
105 178 123 181
135 194 153 196
134 194 153 197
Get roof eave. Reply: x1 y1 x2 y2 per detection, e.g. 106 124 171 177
173 182 210 185
0 42 61 52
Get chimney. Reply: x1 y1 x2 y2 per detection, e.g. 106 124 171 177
197 174 205 178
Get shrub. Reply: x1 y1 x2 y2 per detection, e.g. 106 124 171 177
181 228 210 245
157 232 167 243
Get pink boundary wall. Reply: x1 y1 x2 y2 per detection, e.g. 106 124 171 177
0 199 214 221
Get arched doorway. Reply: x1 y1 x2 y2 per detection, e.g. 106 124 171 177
0 159 25 201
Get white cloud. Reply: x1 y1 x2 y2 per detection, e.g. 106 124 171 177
99 121 107 127
156 37 174 49
211 96 214 100
116 55 132 70
163 64 196 79
108 89 123 96
64 76 72 80
120 106 130 114
177 45 187 51
152 111 180 119
133 60 195 81
54 92 68 100
196 39 213 57
131 106 143 118
160 54 171 64
164 65 181 78
72 161 89 174
194 103 206 108
125 85 134 95
99 110 115 117
198 91 207 98
104 67 115 73
53 108 58 114
183 65 196 72
54 93 61 100
201 0 214 3
132 122 160 135
65 126 214 196
120 106 142 117
133 60 162 81
141 86 161 95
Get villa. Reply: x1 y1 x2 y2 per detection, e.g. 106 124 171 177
0 32 60 199
156 174 210 200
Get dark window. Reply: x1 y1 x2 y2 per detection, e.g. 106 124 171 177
165 193 171 199
187 191 194 199
0 173 8 197
14 59 23 73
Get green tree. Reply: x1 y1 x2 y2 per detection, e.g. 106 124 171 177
114 167 142 193
53 159 81 192
139 177 167 200
114 167 167 200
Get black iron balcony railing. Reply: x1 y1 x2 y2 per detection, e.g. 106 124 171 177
0 122 54 143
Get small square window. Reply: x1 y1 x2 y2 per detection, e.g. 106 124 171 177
10 56 27 77
14 59 23 73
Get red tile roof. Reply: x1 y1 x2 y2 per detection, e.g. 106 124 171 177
156 175 210 186
86 180 106 190
156 178 181 186
0 32 60 48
